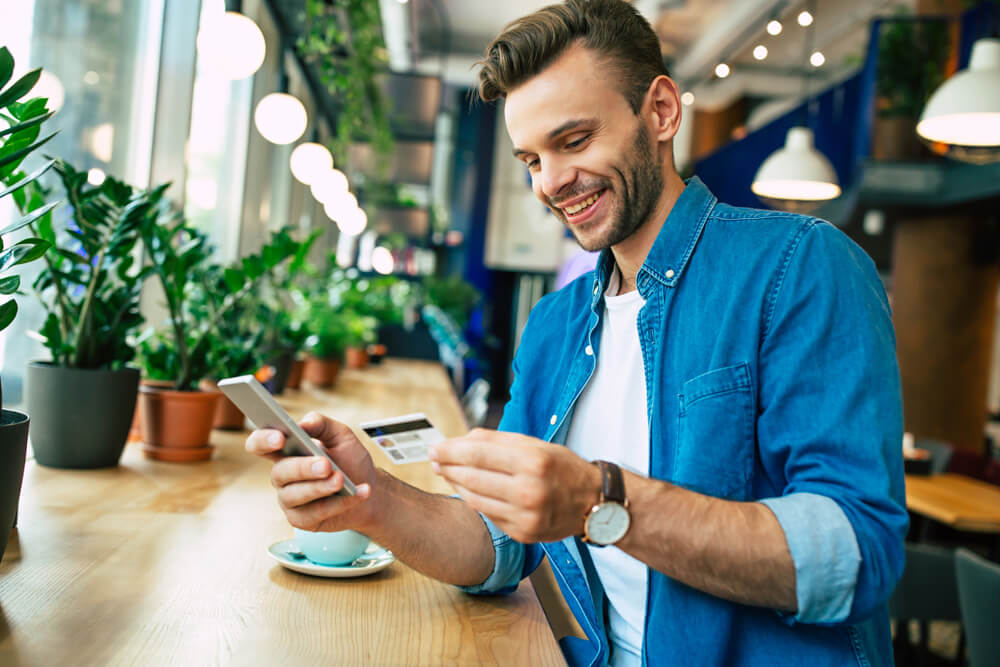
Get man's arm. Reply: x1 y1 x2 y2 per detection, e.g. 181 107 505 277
430 430 797 611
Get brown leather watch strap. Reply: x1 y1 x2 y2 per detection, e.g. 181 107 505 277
594 460 626 504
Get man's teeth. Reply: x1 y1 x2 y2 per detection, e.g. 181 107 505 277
565 191 601 215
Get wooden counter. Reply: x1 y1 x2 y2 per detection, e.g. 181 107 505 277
0 359 565 666
905 472 1000 533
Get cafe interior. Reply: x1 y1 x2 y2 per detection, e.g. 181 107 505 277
1 0 999 664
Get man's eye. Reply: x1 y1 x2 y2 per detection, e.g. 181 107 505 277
566 135 589 149
526 159 539 169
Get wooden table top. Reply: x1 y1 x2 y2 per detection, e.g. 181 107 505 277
0 359 565 666
905 472 1000 533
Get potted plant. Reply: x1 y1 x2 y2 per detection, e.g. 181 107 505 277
341 306 377 369
302 291 347 387
17 161 161 468
0 46 56 557
136 216 298 461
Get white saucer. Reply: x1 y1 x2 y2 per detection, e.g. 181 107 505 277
268 539 395 578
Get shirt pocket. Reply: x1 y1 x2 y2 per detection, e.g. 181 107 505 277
675 362 754 500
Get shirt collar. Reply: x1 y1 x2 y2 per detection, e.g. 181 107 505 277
592 176 717 303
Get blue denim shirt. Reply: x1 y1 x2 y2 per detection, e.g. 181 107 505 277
462 178 908 667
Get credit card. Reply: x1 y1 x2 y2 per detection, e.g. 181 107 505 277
359 412 444 464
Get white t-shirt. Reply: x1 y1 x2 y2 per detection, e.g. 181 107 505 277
564 269 650 667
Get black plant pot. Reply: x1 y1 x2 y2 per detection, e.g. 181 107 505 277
26 362 140 469
0 409 29 559
266 349 296 395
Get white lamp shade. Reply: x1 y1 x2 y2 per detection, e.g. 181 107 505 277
254 93 307 145
917 38 1000 150
371 246 394 275
32 70 65 112
751 127 841 201
323 191 359 222
290 142 333 185
310 168 349 204
196 12 266 80
336 207 368 236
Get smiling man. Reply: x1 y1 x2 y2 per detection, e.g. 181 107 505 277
247 1 908 665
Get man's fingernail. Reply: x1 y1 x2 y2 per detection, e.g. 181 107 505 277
431 461 441 474
358 484 371 497
428 447 438 460
311 460 326 475
268 432 281 446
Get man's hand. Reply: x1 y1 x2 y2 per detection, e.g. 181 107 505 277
245 413 377 534
429 429 601 543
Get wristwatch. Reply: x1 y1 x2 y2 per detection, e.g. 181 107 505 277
582 460 631 546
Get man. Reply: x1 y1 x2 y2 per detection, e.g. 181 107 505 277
247 1 908 665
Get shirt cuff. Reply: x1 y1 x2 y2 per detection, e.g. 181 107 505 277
456 507 525 595
759 492 861 624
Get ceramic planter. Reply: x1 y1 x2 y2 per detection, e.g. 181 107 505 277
138 386 220 462
303 356 340 388
344 346 369 369
0 409 28 559
199 380 245 430
285 358 305 390
265 349 296 395
26 362 140 469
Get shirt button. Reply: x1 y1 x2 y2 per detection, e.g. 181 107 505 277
585 345 594 356
665 269 675 279
550 414 558 425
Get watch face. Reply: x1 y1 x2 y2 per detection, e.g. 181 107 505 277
585 502 630 545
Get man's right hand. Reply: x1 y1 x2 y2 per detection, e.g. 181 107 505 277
245 412 377 534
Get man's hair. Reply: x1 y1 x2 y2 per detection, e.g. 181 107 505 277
477 0 667 113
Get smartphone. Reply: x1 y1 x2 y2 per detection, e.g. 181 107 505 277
217 374 357 496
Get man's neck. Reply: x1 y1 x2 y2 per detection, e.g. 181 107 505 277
611 171 686 295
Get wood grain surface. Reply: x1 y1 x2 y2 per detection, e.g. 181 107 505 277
905 472 1000 533
0 359 565 666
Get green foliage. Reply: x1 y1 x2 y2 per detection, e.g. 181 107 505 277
422 274 480 329
0 46 55 337
297 0 394 168
304 294 347 360
139 216 302 391
876 13 951 119
258 227 321 355
23 161 162 369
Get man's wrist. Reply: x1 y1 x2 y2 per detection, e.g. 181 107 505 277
577 460 604 535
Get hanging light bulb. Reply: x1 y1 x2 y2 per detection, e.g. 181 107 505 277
371 246 394 275
715 63 730 78
753 45 768 61
767 19 783 36
336 207 368 236
309 168 349 204
810 51 825 67
751 127 841 203
917 37 1000 164
196 11 266 80
32 70 65 112
254 92 307 144
323 191 359 223
681 92 695 106
797 11 813 27
289 142 333 185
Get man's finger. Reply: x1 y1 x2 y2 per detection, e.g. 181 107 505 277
283 491 370 532
247 428 285 456
276 473 345 510
435 463 516 503
431 435 530 474
299 412 355 443
450 482 517 522
271 456 333 488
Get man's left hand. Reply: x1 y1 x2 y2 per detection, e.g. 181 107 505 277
429 429 601 543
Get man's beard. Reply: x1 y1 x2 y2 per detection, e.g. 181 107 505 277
553 123 664 252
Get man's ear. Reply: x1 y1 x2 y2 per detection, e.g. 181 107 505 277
646 75 682 144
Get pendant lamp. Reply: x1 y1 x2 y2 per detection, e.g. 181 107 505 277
254 33 307 145
917 37 1000 164
751 0 840 209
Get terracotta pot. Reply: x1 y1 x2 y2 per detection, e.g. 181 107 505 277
871 114 926 161
344 346 369 369
303 356 341 387
199 380 245 430
130 379 174 442
285 358 305 390
138 386 220 461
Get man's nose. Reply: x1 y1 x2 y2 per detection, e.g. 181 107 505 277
539 156 576 201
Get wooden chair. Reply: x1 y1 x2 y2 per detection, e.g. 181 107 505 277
889 543 963 666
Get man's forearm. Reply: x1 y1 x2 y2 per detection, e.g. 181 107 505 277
362 469 496 587
618 472 797 612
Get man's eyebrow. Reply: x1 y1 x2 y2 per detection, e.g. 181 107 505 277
511 118 597 159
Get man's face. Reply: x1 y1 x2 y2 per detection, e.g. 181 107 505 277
505 44 664 252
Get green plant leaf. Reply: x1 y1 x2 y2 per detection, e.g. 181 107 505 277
0 110 51 140
0 48 13 91
223 267 244 292
0 201 58 237
11 238 50 265
0 275 19 294
0 68 41 109
0 131 57 172
0 299 16 332
0 159 55 199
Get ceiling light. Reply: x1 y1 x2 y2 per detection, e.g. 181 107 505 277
310 168 349 204
810 51 825 67
715 63 730 78
753 45 768 61
254 92 307 145
797 11 813 27
917 37 1000 163
751 127 841 202
767 20 782 36
336 207 368 236
195 11 266 80
681 91 695 106
371 247 394 275
289 142 333 185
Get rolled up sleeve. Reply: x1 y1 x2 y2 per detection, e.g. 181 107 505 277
760 493 861 623
458 511 526 595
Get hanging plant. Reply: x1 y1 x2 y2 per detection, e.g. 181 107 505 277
298 0 394 170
